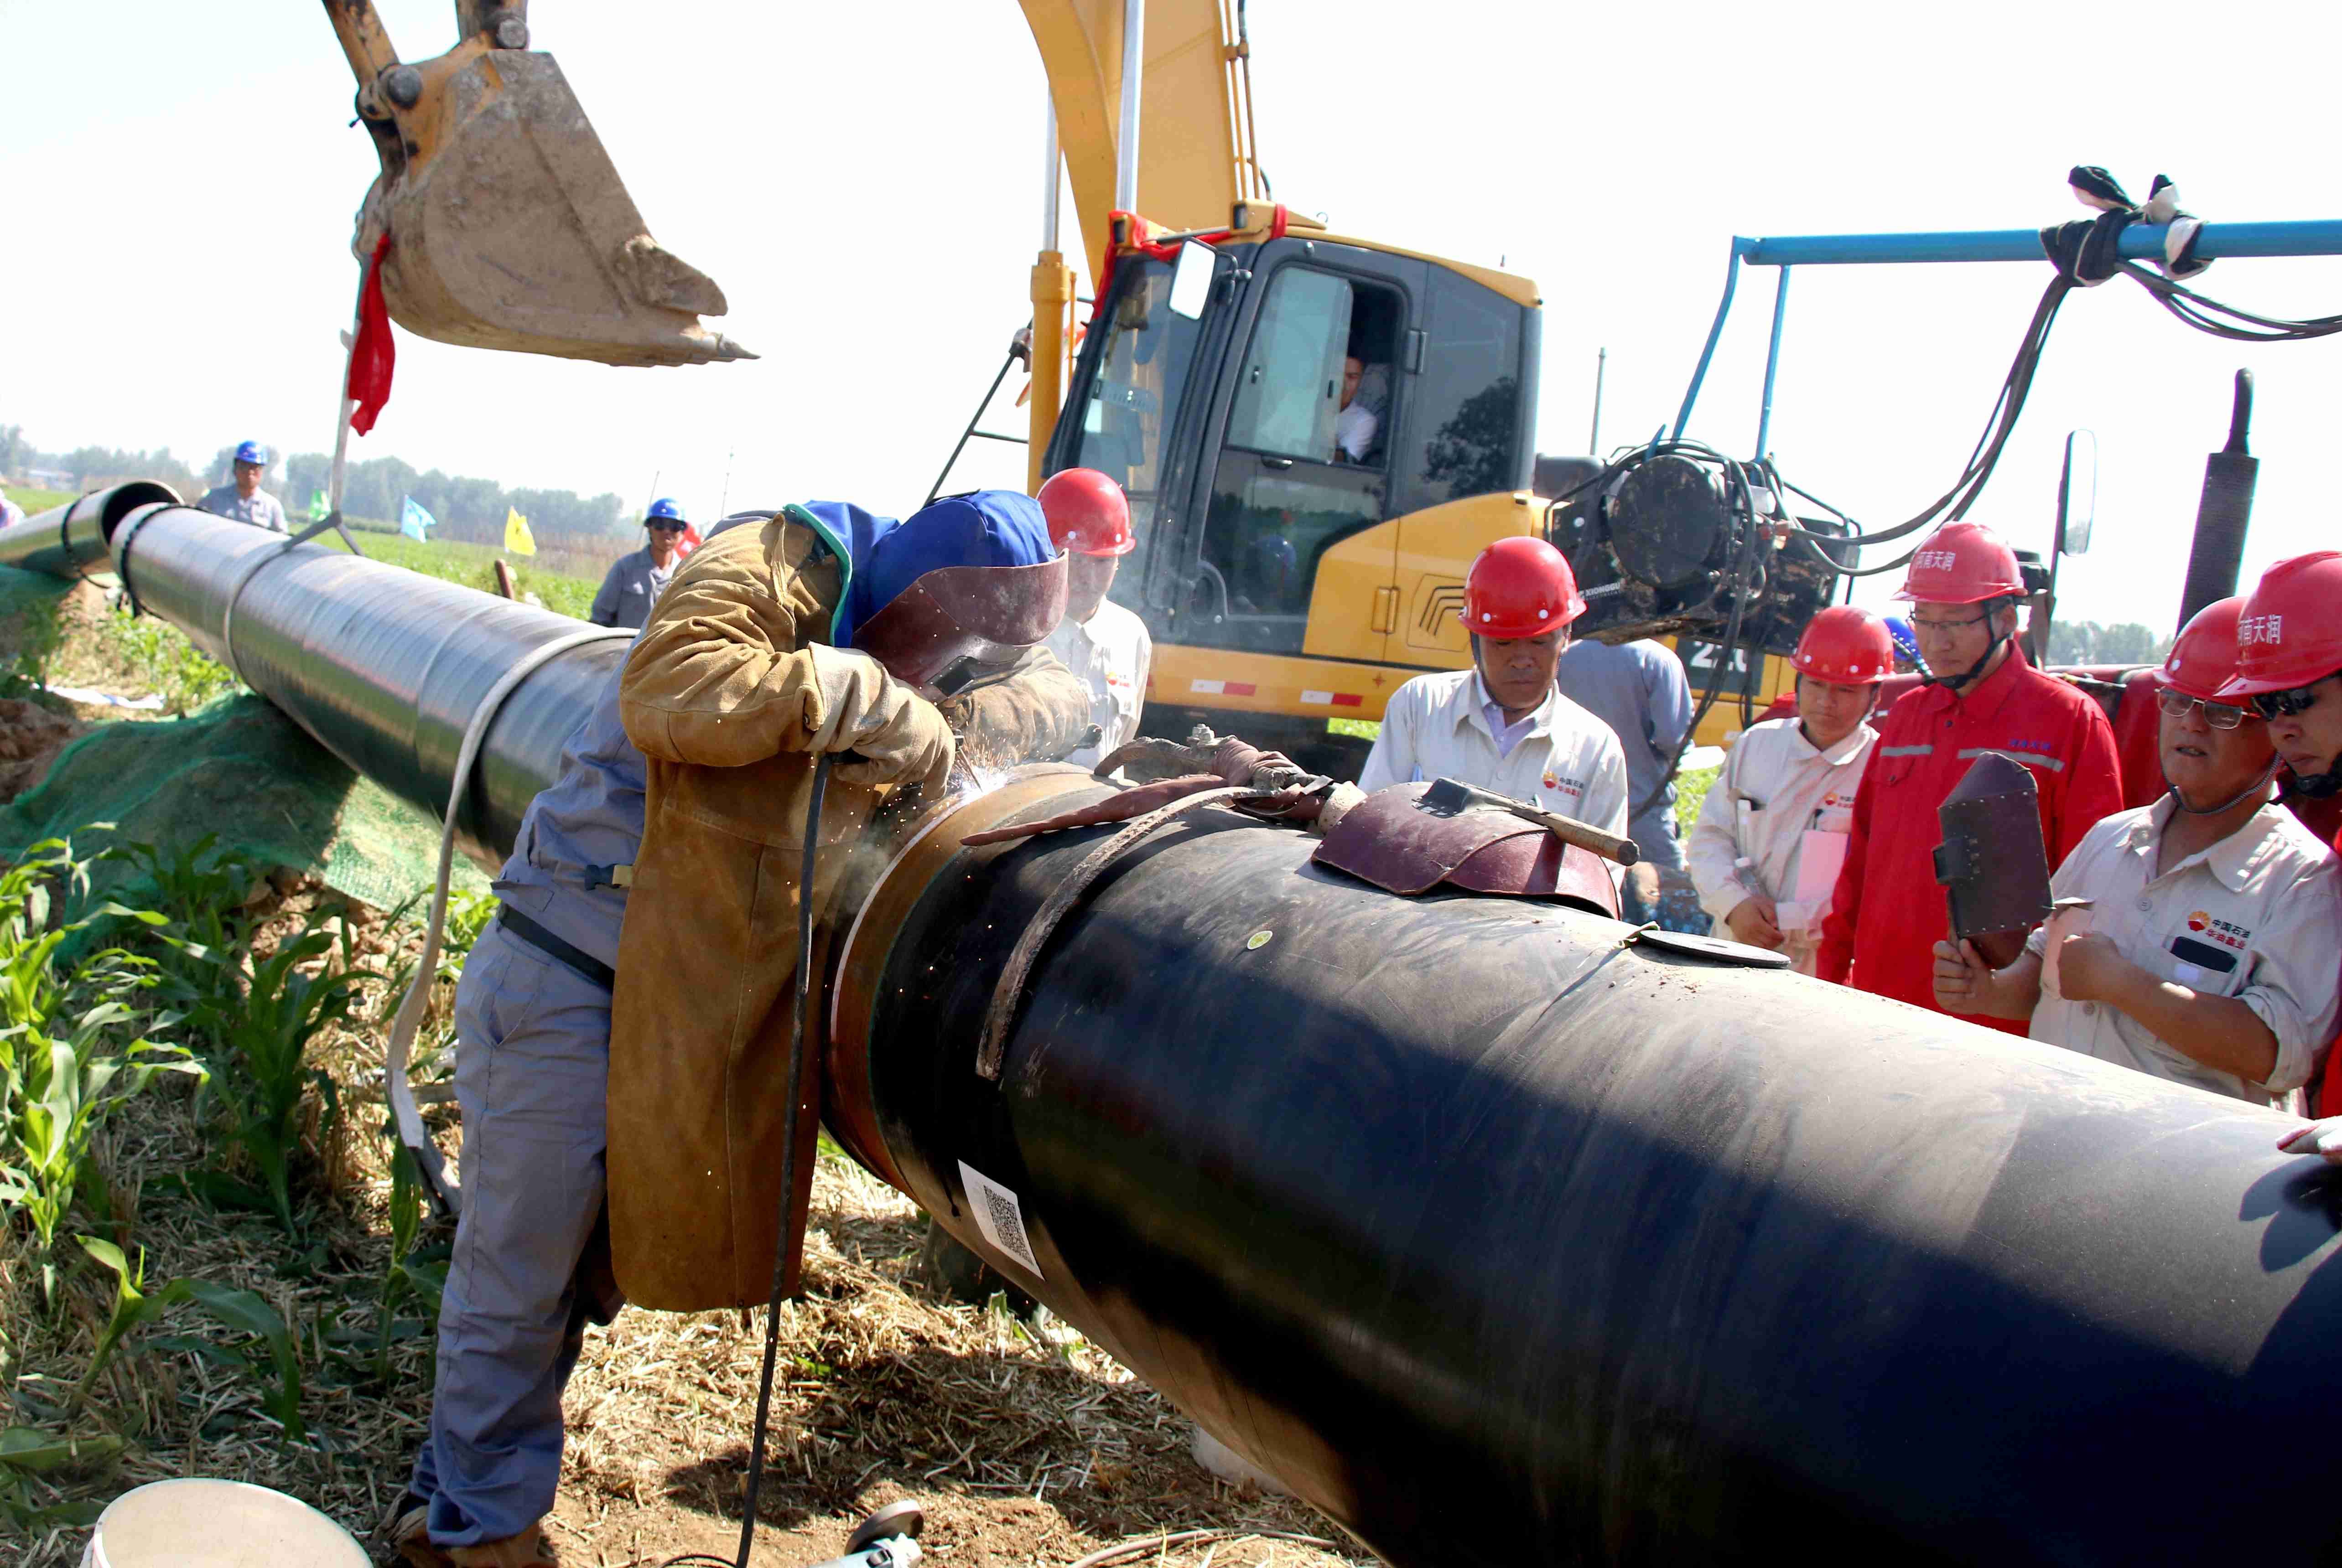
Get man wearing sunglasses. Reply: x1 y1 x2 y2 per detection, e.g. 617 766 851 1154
2213 551 2342 1159
1931 597 2341 1103
1816 521 2123 1024
588 497 693 630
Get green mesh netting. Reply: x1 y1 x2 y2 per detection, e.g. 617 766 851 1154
0 694 487 914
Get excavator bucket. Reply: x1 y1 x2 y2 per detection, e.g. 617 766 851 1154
328 4 752 367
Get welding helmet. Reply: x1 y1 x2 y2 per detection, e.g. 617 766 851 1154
2157 596 2252 704
1892 522 2026 605
846 491 1067 692
2217 551 2342 698
1038 468 1135 557
1460 536 1584 639
234 440 267 467
1791 606 1895 684
646 497 686 525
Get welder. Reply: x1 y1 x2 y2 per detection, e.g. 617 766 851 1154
2211 550 2342 1158
1685 605 1891 973
393 493 1081 1568
1932 595 2341 1102
1814 521 2123 1025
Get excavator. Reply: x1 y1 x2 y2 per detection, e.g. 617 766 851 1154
314 0 1833 778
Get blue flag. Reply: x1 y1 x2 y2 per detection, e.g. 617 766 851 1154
400 496 437 542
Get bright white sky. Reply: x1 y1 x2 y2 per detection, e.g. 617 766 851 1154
5 0 2337 630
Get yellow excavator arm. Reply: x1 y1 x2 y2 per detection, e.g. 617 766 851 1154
1017 0 1266 272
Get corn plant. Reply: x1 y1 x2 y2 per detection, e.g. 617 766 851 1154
109 834 264 997
0 840 197 1292
75 1237 309 1446
185 920 377 1234
370 1152 447 1385
0 1425 121 1530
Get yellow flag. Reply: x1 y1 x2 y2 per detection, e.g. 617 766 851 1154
504 506 537 557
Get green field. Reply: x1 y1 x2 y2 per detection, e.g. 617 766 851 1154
315 528 608 621
4 486 74 515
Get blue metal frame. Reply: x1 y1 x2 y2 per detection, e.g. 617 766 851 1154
1672 218 2342 444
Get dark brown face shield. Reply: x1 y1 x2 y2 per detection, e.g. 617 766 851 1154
852 556 1068 692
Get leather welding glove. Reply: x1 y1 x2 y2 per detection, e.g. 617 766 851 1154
803 642 956 793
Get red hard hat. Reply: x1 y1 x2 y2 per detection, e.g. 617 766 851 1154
1460 536 1586 639
1891 521 2027 605
1037 467 1135 557
2155 597 2251 703
2216 550 2342 697
1790 605 1895 684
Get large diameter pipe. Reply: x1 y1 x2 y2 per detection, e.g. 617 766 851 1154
102 505 625 868
0 481 183 579
828 781 2342 1568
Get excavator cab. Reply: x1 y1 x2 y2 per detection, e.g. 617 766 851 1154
1048 217 1540 767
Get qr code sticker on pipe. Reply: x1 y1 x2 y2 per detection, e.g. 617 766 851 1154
958 1160 1044 1278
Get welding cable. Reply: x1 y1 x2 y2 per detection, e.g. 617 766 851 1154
729 751 833 1568
380 624 637 1215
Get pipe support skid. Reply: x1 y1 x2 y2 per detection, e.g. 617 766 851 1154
832 783 2342 1567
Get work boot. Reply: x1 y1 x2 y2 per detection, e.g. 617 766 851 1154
449 1524 558 1566
385 1499 558 1568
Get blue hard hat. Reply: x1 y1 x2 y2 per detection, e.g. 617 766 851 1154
646 497 686 524
1884 615 1920 664
234 440 267 467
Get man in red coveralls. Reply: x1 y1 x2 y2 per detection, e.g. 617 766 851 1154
1815 522 2123 1028
2221 551 2342 1159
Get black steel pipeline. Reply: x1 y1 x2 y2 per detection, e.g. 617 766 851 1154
0 499 623 869
0 481 183 579
830 786 2342 1568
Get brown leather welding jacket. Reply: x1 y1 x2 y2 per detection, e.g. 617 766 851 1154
606 512 1090 1311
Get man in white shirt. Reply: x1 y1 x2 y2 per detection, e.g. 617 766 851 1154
1933 597 2342 1104
196 439 288 533
1334 356 1377 465
1038 468 1150 770
1686 606 1891 972
1360 536 1630 837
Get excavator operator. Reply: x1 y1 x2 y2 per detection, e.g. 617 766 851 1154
394 493 1085 1568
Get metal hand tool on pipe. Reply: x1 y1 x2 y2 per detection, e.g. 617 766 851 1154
1419 774 1641 865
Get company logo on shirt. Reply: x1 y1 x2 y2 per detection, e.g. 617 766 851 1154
2185 910 2250 951
1542 770 1587 797
2000 736 2055 757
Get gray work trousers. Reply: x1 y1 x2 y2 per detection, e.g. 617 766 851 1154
409 919 611 1548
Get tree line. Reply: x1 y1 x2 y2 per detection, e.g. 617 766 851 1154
1 424 629 547
2043 619 2172 667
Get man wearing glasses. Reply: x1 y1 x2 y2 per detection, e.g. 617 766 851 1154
2212 551 2342 1158
1930 597 2341 1102
589 497 692 630
1816 521 2123 1024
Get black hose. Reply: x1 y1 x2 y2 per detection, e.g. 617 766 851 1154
728 751 832 1568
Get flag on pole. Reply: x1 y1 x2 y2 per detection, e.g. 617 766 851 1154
504 506 537 557
400 496 437 542
309 490 329 522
